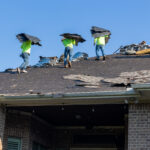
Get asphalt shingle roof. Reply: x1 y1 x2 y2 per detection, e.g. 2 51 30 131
1 55 150 96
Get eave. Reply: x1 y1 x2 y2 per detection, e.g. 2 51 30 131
0 89 140 107
0 84 150 107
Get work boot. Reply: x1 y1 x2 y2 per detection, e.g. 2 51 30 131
64 65 68 68
17 68 20 74
21 70 28 73
95 57 100 61
103 56 106 61
68 61 72 68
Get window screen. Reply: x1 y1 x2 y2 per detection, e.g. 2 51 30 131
7 137 21 150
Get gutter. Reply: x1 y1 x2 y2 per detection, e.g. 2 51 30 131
132 83 150 90
0 88 141 106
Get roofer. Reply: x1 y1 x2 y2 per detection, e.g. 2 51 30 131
94 35 108 61
17 40 32 73
61 38 76 68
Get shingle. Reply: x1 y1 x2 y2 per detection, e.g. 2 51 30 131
1 54 150 95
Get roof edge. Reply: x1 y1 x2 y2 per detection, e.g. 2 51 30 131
0 88 141 106
131 83 150 89
0 89 138 100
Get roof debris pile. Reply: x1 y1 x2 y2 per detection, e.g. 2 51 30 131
119 41 150 55
5 68 17 73
5 51 88 72
72 52 88 61
34 56 58 67
59 52 88 62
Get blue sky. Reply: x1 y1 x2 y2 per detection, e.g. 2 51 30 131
0 0 150 71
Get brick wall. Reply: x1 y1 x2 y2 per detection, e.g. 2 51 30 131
0 106 6 150
128 104 150 150
3 108 125 150
3 111 31 150
3 110 52 150
29 116 53 150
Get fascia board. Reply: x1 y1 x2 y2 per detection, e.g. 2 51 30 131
0 89 140 106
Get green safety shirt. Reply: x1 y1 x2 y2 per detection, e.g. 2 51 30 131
62 39 76 48
21 40 32 54
94 35 108 46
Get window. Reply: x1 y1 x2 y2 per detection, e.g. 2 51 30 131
7 137 21 150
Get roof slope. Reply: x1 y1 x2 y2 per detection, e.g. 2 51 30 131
1 55 150 96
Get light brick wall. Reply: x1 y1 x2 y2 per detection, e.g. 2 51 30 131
0 106 6 150
128 104 150 150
